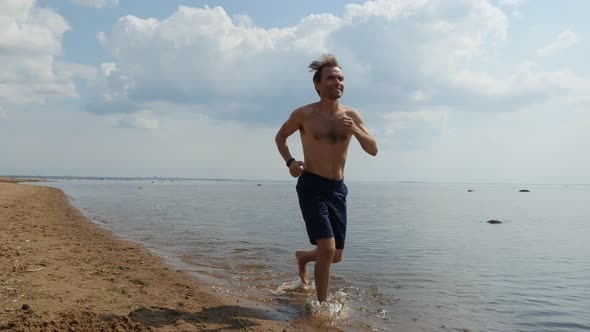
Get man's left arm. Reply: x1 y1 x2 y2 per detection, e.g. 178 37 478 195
341 111 378 156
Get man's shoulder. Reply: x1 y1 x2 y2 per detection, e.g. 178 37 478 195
339 105 365 122
293 103 319 116
297 102 319 111
340 105 359 115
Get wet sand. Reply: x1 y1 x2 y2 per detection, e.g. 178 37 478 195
0 178 293 331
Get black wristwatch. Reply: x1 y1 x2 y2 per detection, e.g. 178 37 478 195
286 158 295 167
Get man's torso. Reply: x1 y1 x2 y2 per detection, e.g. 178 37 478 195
298 103 353 180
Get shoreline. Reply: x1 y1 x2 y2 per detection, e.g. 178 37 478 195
0 178 294 331
0 177 47 184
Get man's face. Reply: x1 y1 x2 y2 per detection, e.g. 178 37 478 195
314 66 344 100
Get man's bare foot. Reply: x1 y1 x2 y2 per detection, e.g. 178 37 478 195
295 250 309 284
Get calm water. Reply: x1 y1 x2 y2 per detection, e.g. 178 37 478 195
35 180 590 331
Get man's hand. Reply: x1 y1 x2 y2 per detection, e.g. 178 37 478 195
289 160 305 177
336 114 358 134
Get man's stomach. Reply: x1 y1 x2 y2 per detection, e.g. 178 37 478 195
301 160 345 180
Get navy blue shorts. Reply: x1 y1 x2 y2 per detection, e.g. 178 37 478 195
296 172 348 250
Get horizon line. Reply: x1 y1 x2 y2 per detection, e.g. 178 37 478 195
4 174 589 186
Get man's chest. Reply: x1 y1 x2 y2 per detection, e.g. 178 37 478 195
302 117 349 143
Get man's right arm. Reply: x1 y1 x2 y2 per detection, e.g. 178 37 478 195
275 109 305 177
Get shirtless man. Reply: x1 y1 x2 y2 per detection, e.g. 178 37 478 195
275 54 378 303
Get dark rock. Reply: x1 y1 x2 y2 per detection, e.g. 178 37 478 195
468 189 475 192
519 189 530 192
22 304 30 311
487 220 502 224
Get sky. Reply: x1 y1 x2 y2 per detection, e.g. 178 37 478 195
1 0 589 183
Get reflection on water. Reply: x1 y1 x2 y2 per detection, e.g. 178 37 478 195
37 179 590 331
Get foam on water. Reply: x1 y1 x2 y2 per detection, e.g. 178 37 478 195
306 290 350 324
274 280 351 326
274 278 314 294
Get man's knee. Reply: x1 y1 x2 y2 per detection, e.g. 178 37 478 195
318 245 336 259
316 238 336 260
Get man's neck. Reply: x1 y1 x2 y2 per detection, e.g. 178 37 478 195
318 98 340 113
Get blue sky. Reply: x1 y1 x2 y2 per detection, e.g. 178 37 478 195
1 0 589 183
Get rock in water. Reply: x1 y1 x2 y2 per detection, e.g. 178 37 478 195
519 189 530 192
487 220 502 224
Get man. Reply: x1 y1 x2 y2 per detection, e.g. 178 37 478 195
275 54 378 303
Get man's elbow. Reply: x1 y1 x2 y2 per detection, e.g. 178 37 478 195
366 142 378 156
275 132 287 146
275 132 283 143
369 147 378 156
363 145 377 156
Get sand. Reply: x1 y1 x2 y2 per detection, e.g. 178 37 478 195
0 178 295 331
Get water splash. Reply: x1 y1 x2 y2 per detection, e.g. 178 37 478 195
273 278 314 294
306 291 350 323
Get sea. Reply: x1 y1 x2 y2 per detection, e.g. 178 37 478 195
30 179 590 331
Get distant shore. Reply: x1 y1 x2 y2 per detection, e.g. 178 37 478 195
0 177 292 331
0 177 47 184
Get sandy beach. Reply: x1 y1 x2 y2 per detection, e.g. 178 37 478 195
0 178 294 331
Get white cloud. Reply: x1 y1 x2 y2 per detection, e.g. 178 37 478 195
384 108 448 135
3 0 590 183
412 90 428 102
90 5 319 119
0 2 66 54
96 31 107 45
382 107 449 148
114 111 159 130
55 61 98 82
537 30 578 57
91 2 510 120
86 1 590 155
0 0 90 108
70 0 119 9
498 0 527 6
